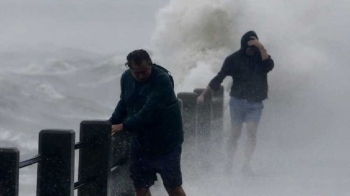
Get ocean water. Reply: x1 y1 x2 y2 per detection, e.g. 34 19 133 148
1 0 350 195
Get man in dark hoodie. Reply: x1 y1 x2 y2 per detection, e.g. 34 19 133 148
109 49 186 196
197 31 274 174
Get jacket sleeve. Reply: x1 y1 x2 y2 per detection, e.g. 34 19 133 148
123 75 173 132
109 76 127 124
209 57 231 91
260 55 274 72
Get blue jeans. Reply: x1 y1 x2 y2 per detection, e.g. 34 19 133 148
229 97 264 125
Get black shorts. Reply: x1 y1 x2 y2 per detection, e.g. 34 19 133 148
130 146 183 189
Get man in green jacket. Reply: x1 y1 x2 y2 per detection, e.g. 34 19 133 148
109 49 186 196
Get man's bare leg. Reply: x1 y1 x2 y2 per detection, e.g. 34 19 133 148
135 188 152 196
165 186 186 196
227 124 243 172
243 121 259 172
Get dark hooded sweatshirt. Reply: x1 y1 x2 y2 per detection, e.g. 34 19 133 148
209 31 274 102
109 64 184 157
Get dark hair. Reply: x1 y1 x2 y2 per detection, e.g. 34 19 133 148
125 49 152 68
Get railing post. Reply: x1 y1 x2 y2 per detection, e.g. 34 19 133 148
37 130 75 196
211 85 224 154
177 93 197 158
0 148 19 196
177 98 183 114
78 121 111 196
211 85 224 129
194 88 212 170
177 93 198 144
177 92 198 176
109 131 133 196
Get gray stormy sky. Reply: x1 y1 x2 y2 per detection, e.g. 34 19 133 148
0 0 168 54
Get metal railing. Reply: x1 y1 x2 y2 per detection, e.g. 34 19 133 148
0 85 224 196
0 121 112 196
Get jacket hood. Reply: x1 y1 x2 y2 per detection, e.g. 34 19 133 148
240 31 259 50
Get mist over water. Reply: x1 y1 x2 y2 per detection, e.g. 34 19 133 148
150 0 350 195
151 0 235 92
1 0 350 195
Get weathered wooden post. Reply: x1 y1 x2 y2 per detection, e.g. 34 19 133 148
178 98 183 112
37 130 75 196
109 130 133 196
194 88 212 170
0 148 19 196
211 85 224 129
177 92 198 174
177 92 198 149
78 121 111 196
211 85 224 155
